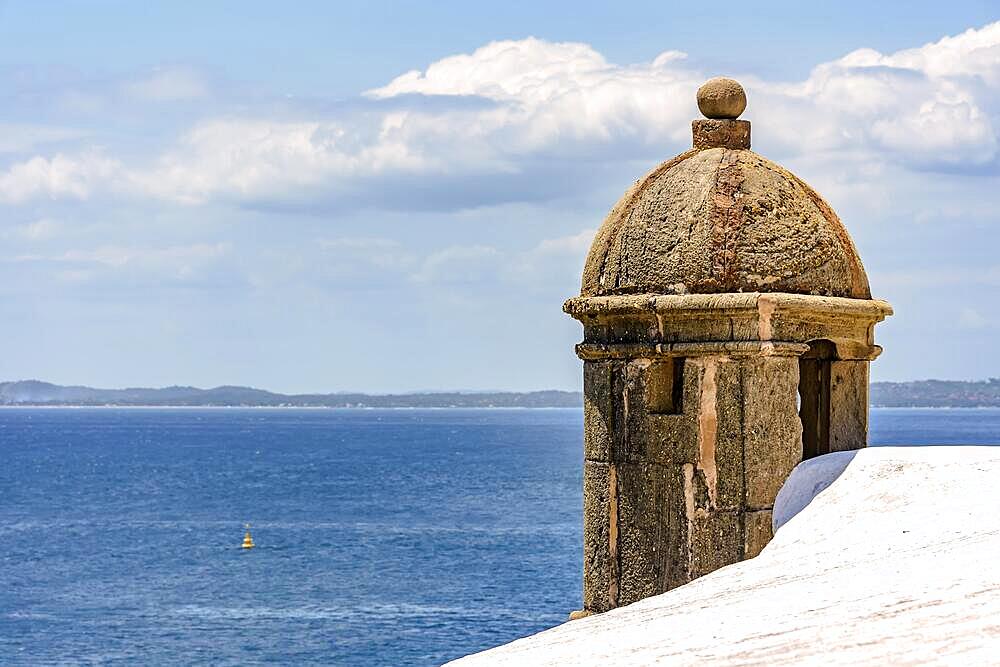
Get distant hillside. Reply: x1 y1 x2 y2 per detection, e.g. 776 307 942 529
0 380 582 408
870 379 1000 408
2 379 1000 408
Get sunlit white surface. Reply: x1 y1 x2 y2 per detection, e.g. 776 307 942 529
450 446 1000 666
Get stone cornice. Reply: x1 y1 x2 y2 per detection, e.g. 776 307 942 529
576 340 811 361
564 292 892 360
564 292 893 321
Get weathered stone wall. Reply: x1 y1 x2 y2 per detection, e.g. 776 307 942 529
581 349 802 612
829 361 869 451
570 292 891 615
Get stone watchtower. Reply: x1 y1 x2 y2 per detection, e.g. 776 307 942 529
564 78 892 615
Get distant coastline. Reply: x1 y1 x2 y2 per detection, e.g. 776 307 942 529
3 379 1000 408
0 380 581 408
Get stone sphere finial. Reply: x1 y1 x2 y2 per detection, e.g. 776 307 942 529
697 77 747 120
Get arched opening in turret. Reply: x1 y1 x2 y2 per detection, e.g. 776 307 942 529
798 340 836 460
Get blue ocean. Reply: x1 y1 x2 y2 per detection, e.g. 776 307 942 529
1 407 998 666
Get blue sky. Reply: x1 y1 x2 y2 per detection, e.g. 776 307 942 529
1 1 999 392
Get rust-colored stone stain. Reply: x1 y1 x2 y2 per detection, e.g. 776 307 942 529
696 359 719 508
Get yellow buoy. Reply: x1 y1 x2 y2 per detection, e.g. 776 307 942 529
242 523 255 549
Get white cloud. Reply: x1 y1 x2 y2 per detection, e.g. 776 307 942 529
871 98 995 165
12 243 231 283
366 38 613 101
315 236 417 281
958 307 990 329
124 67 210 102
133 118 435 205
501 228 597 293
766 32 1000 165
399 228 595 292
112 40 698 208
866 22 1000 82
141 24 1000 208
60 242 229 268
532 228 596 256
6 23 1000 211
411 245 502 285
368 37 695 151
0 152 120 204
15 219 61 241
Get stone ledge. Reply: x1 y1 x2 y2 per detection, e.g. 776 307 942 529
576 341 810 360
564 292 893 320
565 292 891 359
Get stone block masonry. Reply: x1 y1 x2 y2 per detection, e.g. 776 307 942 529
564 77 891 616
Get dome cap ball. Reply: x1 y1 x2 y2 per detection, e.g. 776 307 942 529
697 77 747 119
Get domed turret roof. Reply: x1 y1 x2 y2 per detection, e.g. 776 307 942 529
581 78 871 299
